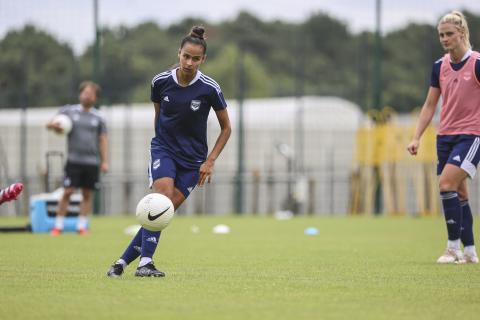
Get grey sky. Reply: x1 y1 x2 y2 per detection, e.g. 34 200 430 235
1 0 480 54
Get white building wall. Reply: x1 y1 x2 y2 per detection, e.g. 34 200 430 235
0 96 363 216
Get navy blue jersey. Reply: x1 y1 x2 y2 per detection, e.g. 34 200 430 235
150 68 227 169
431 53 480 88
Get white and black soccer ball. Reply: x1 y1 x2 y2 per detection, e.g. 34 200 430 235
52 114 73 135
135 193 175 231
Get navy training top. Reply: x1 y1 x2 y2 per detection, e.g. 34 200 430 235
150 68 227 169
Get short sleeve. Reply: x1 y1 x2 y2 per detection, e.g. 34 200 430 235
58 105 72 116
430 60 442 88
209 87 227 111
98 116 107 135
151 79 162 103
151 73 170 103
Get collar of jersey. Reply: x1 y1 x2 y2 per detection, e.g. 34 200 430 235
450 49 472 63
76 104 95 113
171 68 202 87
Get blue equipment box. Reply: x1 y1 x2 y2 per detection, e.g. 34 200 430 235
29 189 89 233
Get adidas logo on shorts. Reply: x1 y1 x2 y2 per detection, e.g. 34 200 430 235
146 237 157 244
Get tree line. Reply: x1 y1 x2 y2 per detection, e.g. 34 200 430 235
1 11 479 112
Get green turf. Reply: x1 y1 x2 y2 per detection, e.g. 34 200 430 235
1 215 480 320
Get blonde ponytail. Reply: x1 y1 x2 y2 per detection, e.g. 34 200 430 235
438 11 471 49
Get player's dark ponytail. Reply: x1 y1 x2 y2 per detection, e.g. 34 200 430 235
180 26 207 54
190 26 205 40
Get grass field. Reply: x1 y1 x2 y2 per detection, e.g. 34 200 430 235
1 215 480 320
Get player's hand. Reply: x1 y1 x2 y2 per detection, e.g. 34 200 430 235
198 159 214 186
407 139 420 155
100 161 109 173
47 122 64 134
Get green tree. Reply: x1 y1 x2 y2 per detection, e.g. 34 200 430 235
202 44 271 99
80 22 178 104
382 23 442 112
3 11 480 112
464 11 480 50
0 25 77 108
301 13 357 100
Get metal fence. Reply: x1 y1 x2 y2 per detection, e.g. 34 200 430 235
0 96 362 216
2 96 480 217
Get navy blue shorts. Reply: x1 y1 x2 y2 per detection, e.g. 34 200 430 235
148 148 199 198
437 135 480 178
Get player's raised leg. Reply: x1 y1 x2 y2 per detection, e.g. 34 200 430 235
134 178 186 277
0 182 23 205
107 178 186 278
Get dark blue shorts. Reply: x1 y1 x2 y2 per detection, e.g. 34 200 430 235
437 135 480 178
148 148 199 198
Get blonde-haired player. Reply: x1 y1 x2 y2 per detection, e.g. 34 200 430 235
408 11 480 264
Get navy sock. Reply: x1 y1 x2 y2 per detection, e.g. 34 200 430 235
141 228 161 259
440 191 462 240
460 200 475 246
120 227 143 265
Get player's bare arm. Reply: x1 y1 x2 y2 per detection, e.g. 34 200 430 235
154 102 160 127
99 133 109 173
407 87 441 155
198 109 231 186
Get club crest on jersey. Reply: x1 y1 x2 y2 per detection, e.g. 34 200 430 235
190 100 201 111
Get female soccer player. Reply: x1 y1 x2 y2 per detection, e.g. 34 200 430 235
107 26 231 277
407 11 480 264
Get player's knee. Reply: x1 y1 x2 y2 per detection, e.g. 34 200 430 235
438 178 459 193
171 194 186 210
62 188 75 198
152 181 174 198
152 186 174 199
457 188 468 201
82 190 93 201
160 190 174 200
